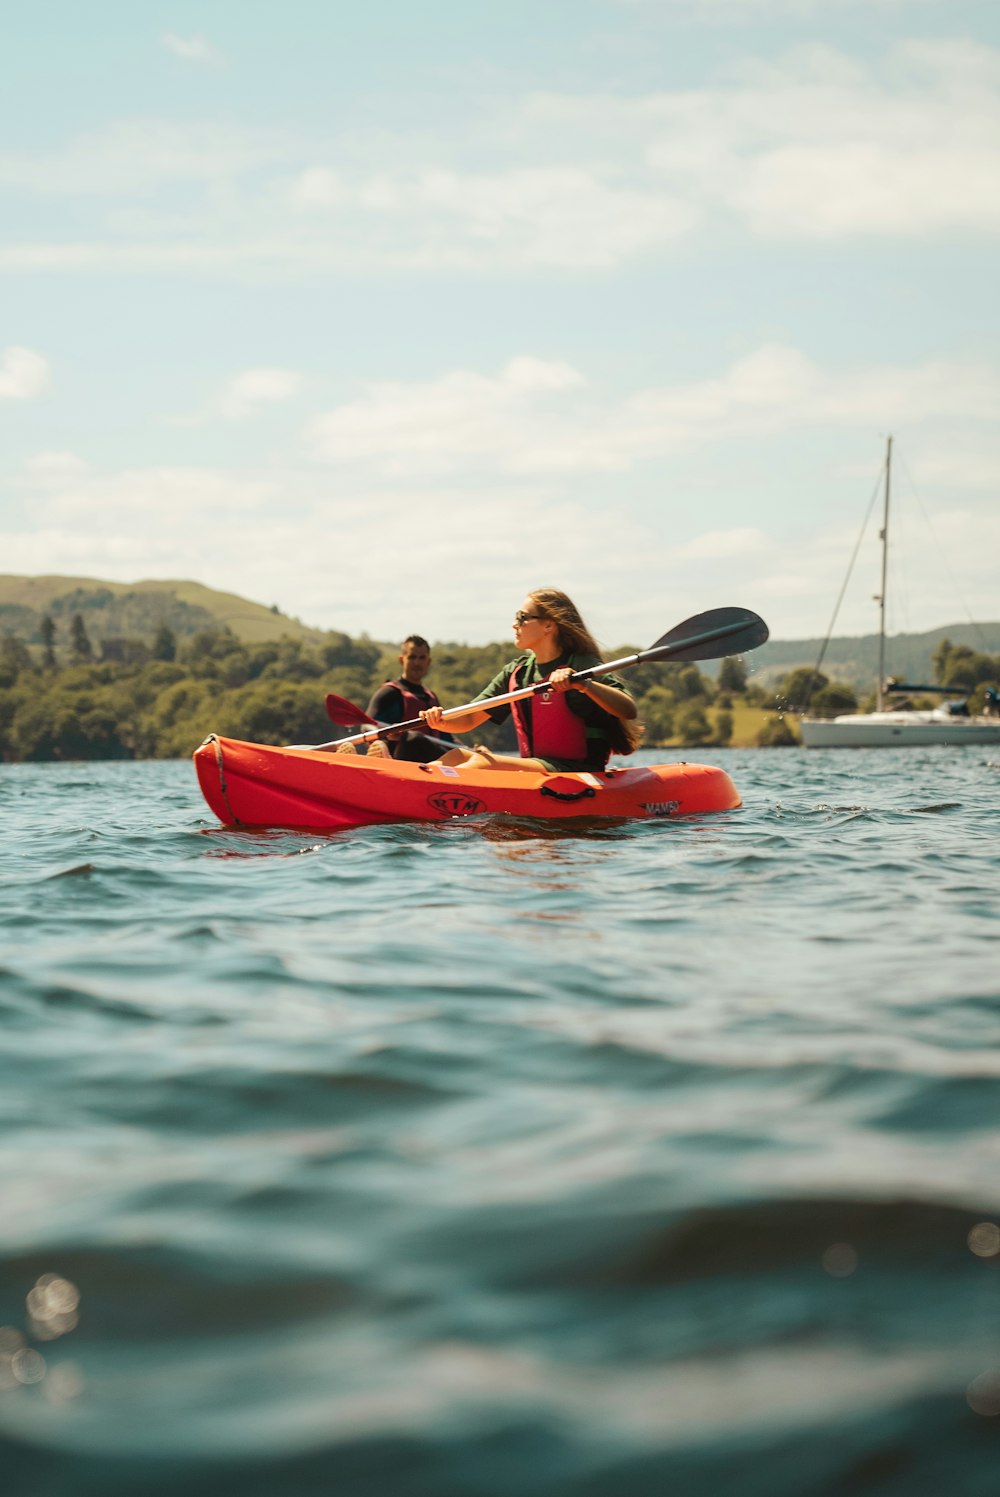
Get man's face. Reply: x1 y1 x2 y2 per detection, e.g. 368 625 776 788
400 642 431 684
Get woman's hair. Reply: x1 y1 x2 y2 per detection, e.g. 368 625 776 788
527 588 643 754
528 588 602 659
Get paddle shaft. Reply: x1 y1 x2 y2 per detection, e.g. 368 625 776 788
289 717 455 754
315 610 766 751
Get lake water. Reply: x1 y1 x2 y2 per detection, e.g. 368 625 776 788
2 746 1000 1495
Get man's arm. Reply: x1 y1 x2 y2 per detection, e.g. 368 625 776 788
366 682 404 726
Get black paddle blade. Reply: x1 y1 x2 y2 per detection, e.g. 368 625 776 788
644 607 769 665
325 692 377 728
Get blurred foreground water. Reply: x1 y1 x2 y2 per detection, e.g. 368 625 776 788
2 747 1000 1495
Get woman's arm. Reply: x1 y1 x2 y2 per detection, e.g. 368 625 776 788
548 668 636 720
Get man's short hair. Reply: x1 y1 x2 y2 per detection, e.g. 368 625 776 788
402 634 430 650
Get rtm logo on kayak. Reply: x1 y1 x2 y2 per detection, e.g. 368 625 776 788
641 800 681 816
428 792 486 817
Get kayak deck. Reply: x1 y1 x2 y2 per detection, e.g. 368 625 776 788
193 735 741 831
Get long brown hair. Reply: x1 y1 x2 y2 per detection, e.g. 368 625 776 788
527 588 643 754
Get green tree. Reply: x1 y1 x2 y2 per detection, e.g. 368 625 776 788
757 715 799 746
676 665 709 701
677 703 711 745
322 632 381 675
258 639 323 682
776 667 827 710
718 656 748 693
935 646 998 692
931 638 960 683
152 623 177 662
810 684 858 717
40 614 57 668
714 709 734 745
69 613 93 663
100 637 150 665
0 635 32 689
636 686 674 745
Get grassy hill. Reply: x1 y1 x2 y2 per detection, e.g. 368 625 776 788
0 575 328 649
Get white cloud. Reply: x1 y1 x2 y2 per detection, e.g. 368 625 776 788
21 465 277 527
2 39 995 275
23 452 90 477
289 165 696 268
618 346 1000 443
530 40 1000 241
305 345 1000 480
288 168 346 208
7 344 1000 645
0 121 284 196
0 346 48 399
6 447 1000 647
161 33 223 65
306 358 591 475
222 368 302 420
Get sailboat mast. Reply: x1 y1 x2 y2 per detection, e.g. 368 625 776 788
876 435 892 711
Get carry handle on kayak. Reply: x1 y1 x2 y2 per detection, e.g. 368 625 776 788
539 783 598 803
302 606 769 752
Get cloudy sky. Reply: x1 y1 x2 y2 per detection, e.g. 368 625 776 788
3 0 999 647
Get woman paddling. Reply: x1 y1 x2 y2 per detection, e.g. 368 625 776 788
422 589 641 774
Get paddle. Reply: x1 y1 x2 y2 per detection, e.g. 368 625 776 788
298 606 768 752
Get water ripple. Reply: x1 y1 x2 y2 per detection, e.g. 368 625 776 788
1 750 1000 1494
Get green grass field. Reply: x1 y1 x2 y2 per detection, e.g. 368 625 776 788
645 701 801 750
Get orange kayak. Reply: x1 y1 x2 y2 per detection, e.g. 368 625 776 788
194 735 741 831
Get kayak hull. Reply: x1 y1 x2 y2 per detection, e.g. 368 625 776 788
194 736 741 831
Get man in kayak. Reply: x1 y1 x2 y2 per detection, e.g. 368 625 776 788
422 589 641 773
339 634 453 761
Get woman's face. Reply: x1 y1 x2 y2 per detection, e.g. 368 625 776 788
512 596 557 653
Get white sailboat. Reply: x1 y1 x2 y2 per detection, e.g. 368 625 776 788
799 437 1000 748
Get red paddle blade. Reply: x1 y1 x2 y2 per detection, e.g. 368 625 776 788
324 693 377 728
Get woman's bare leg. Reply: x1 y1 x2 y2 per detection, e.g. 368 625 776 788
439 745 551 773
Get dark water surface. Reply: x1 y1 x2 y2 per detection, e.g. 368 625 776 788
2 748 1000 1495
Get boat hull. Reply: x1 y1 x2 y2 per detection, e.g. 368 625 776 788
800 713 1000 748
194 736 742 830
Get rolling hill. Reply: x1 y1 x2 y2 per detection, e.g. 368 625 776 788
1 574 996 690
0 575 329 649
749 622 1000 691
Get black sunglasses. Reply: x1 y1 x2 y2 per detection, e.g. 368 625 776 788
513 610 546 626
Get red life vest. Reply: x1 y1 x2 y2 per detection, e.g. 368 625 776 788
384 679 441 723
508 660 588 761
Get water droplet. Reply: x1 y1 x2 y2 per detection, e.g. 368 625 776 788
821 1242 858 1277
968 1222 1000 1258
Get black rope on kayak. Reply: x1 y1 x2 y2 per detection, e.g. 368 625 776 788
211 736 245 827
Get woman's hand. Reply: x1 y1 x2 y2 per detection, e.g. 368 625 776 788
547 670 636 720
548 666 579 694
422 704 490 735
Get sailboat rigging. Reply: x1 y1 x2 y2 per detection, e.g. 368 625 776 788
799 437 1000 748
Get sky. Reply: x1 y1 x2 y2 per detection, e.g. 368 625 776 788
3 0 1000 649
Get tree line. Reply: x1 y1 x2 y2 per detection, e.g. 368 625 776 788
4 611 994 761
